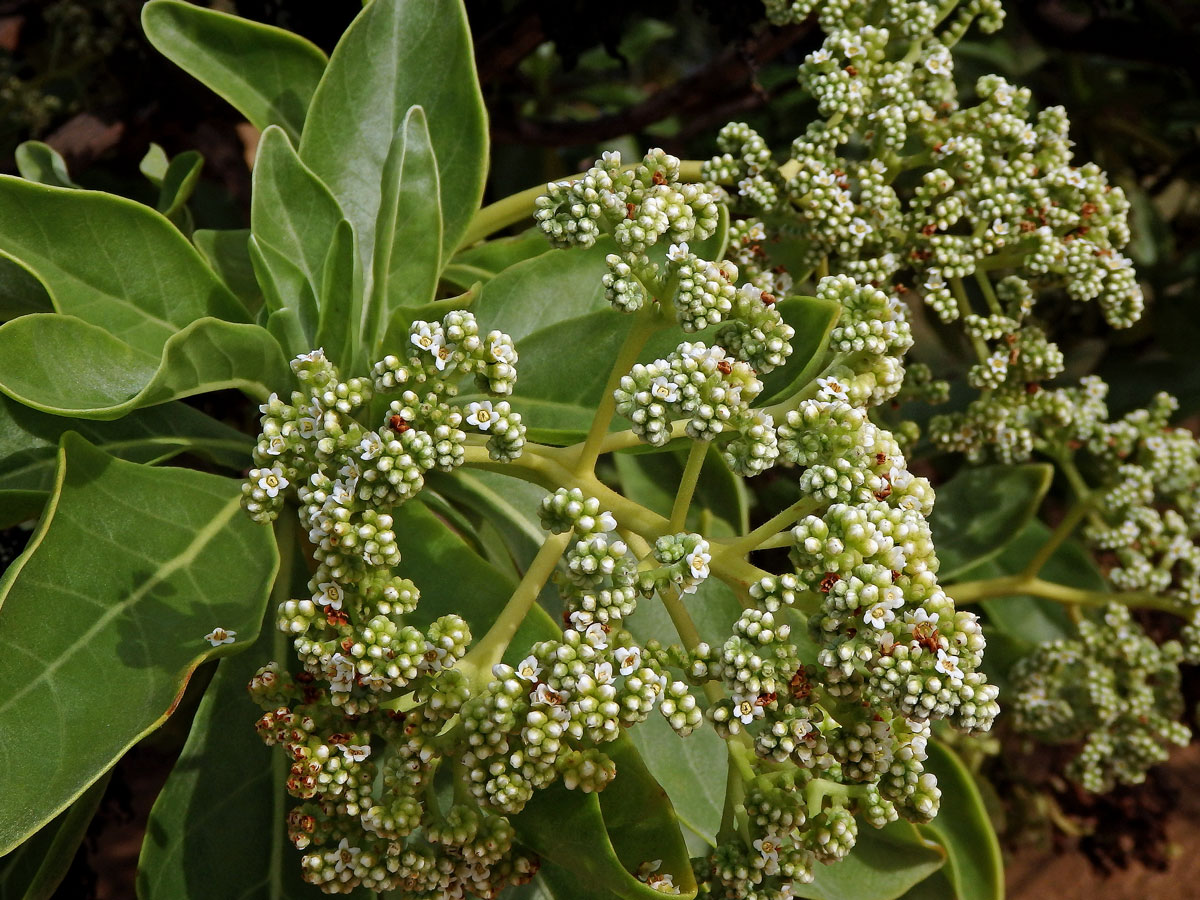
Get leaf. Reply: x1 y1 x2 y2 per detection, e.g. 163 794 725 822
441 229 550 291
192 229 263 312
141 0 327 144
0 257 51 322
368 106 442 349
137 535 328 900
795 822 946 900
315 220 363 371
917 742 1004 900
140 144 170 186
14 142 77 189
0 314 290 420
614 444 748 535
0 394 251 495
929 464 1053 580
758 296 842 405
157 150 203 220
251 126 344 341
0 432 278 854
0 178 247 355
299 0 487 267
0 771 110 900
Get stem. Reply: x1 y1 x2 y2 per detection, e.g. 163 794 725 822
974 270 1003 317
669 440 710 533
269 514 297 900
573 307 663 476
457 161 707 249
949 574 1181 613
459 532 573 680
950 276 990 366
716 496 822 559
1021 499 1093 579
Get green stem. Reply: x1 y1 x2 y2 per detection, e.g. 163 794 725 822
716 496 822 560
1021 498 1093 579
950 276 990 367
459 532 573 681
974 270 1003 317
949 574 1181 613
669 440 709 533
269 513 297 900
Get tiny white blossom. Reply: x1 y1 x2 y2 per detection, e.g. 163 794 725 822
595 661 614 684
204 627 236 646
433 342 457 371
601 150 621 166
849 217 873 238
585 623 609 649
333 838 360 874
358 432 383 461
295 416 319 440
935 648 962 678
316 581 344 611
649 376 679 404
263 435 287 456
808 48 832 64
735 696 765 725
257 467 288 498
338 459 362 487
418 644 448 672
329 653 356 693
864 603 896 629
295 348 326 364
331 480 354 507
516 655 542 682
815 377 849 402
340 743 371 762
466 401 496 430
614 646 642 675
410 322 441 353
753 835 782 875
991 218 1010 236
666 242 689 262
534 683 565 706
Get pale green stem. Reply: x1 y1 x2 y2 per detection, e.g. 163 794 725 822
974 269 1003 317
715 496 822 560
950 276 990 367
1021 498 1094 579
669 440 710 533
269 513 297 899
948 574 1181 613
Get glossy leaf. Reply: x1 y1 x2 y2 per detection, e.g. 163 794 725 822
14 142 77 189
251 126 344 341
315 220 363 371
0 394 251 494
442 229 550 291
0 178 247 355
299 0 487 268
0 257 51 322
137 540 327 900
0 771 109 900
140 144 170 185
0 433 278 854
192 229 262 312
758 296 842 405
141 0 327 144
918 742 1004 900
157 150 203 220
369 105 442 347
795 822 946 900
929 464 1053 580
0 314 290 420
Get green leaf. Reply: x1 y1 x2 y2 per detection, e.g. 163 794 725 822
368 106 442 347
614 444 748 535
0 257 51 323
251 126 344 341
0 178 248 355
758 296 842 405
917 742 1004 900
0 394 251 495
315 220 364 371
137 535 328 900
192 229 263 313
0 314 290 420
0 432 278 854
298 0 487 267
442 229 550 291
929 464 1053 580
157 150 203 220
795 821 946 900
14 142 77 189
140 143 170 186
141 0 327 144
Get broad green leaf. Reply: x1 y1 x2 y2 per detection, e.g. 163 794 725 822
918 742 1004 900
442 229 550 291
897 870 955 900
265 307 310 363
0 178 247 355
14 142 77 189
369 106 442 347
140 143 170 185
0 433 278 854
0 394 251 494
474 242 612 344
688 203 730 262
759 296 842 405
929 464 1053 580
157 150 203 219
0 314 290 420
0 257 51 322
795 821 946 900
141 0 327 144
299 0 487 267
252 126 344 340
614 444 748 535
0 492 47 529
315 220 363 371
0 771 109 900
193 229 263 312
137 536 328 900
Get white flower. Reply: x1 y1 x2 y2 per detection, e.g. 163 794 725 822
649 376 679 404
595 661 614 684
684 544 711 586
410 322 441 353
666 242 689 262
516 655 542 682
585 623 609 649
864 603 896 629
934 648 962 678
316 581 344 610
466 401 496 430
808 48 832 64
753 835 782 875
923 271 946 292
263 435 287 456
991 218 1010 236
924 48 951 76
601 150 621 166
614 646 642 675
418 644 448 672
204 627 236 646
433 342 457 372
295 416 319 440
257 467 288 498
358 432 383 461
534 683 565 706
295 348 326 364
906 609 939 632
734 696 765 725
814 171 837 188
331 480 354 507
329 653 356 693
338 459 362 486
881 585 905 609
815 376 849 402
340 743 371 762
648 873 679 894
595 511 617 533
333 838 360 874
567 610 590 632
849 217 873 238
